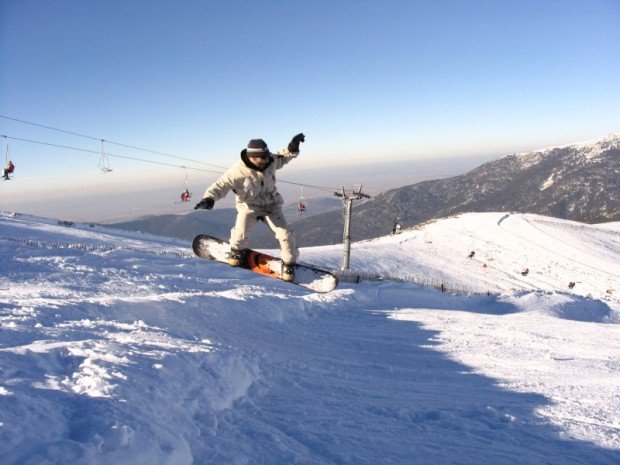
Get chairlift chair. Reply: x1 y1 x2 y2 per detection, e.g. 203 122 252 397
2 136 15 180
178 167 192 203
297 187 306 215
98 140 112 173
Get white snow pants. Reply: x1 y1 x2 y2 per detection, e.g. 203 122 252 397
230 206 298 265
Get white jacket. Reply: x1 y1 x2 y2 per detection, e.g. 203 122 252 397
203 148 298 213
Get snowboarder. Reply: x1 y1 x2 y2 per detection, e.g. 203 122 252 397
3 160 14 180
194 133 305 282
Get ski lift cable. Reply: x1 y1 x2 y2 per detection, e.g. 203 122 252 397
0 134 341 192
0 114 228 170
279 179 338 193
0 116 363 194
0 135 224 174
1 132 416 209
0 116 342 192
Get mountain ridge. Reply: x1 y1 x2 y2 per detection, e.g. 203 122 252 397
289 133 620 246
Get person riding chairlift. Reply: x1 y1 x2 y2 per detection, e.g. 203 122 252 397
180 188 191 202
3 160 14 180
297 201 306 214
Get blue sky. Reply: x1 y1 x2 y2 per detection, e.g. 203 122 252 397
1 0 619 199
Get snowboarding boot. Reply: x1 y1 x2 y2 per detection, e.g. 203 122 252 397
281 263 295 282
228 248 246 267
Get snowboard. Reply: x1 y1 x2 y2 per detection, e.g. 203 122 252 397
192 234 339 293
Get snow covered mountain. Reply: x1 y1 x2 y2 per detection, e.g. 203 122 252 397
1 211 618 464
293 134 620 246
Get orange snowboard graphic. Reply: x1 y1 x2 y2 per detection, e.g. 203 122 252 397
246 251 280 278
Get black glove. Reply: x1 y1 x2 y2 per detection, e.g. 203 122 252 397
194 197 215 210
287 133 305 153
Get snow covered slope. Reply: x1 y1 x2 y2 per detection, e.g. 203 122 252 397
1 211 618 464
305 212 620 303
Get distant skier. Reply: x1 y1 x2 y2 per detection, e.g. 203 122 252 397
195 133 305 282
3 160 14 180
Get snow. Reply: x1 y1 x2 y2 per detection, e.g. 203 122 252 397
304 212 619 304
540 173 555 190
0 211 619 464
510 133 620 167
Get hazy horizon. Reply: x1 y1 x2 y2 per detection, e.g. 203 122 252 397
0 153 494 223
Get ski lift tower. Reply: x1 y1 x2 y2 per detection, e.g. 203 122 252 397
334 185 371 271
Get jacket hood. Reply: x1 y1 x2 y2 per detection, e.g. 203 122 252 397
240 149 273 172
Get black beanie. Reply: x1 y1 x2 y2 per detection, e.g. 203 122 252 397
245 139 270 157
